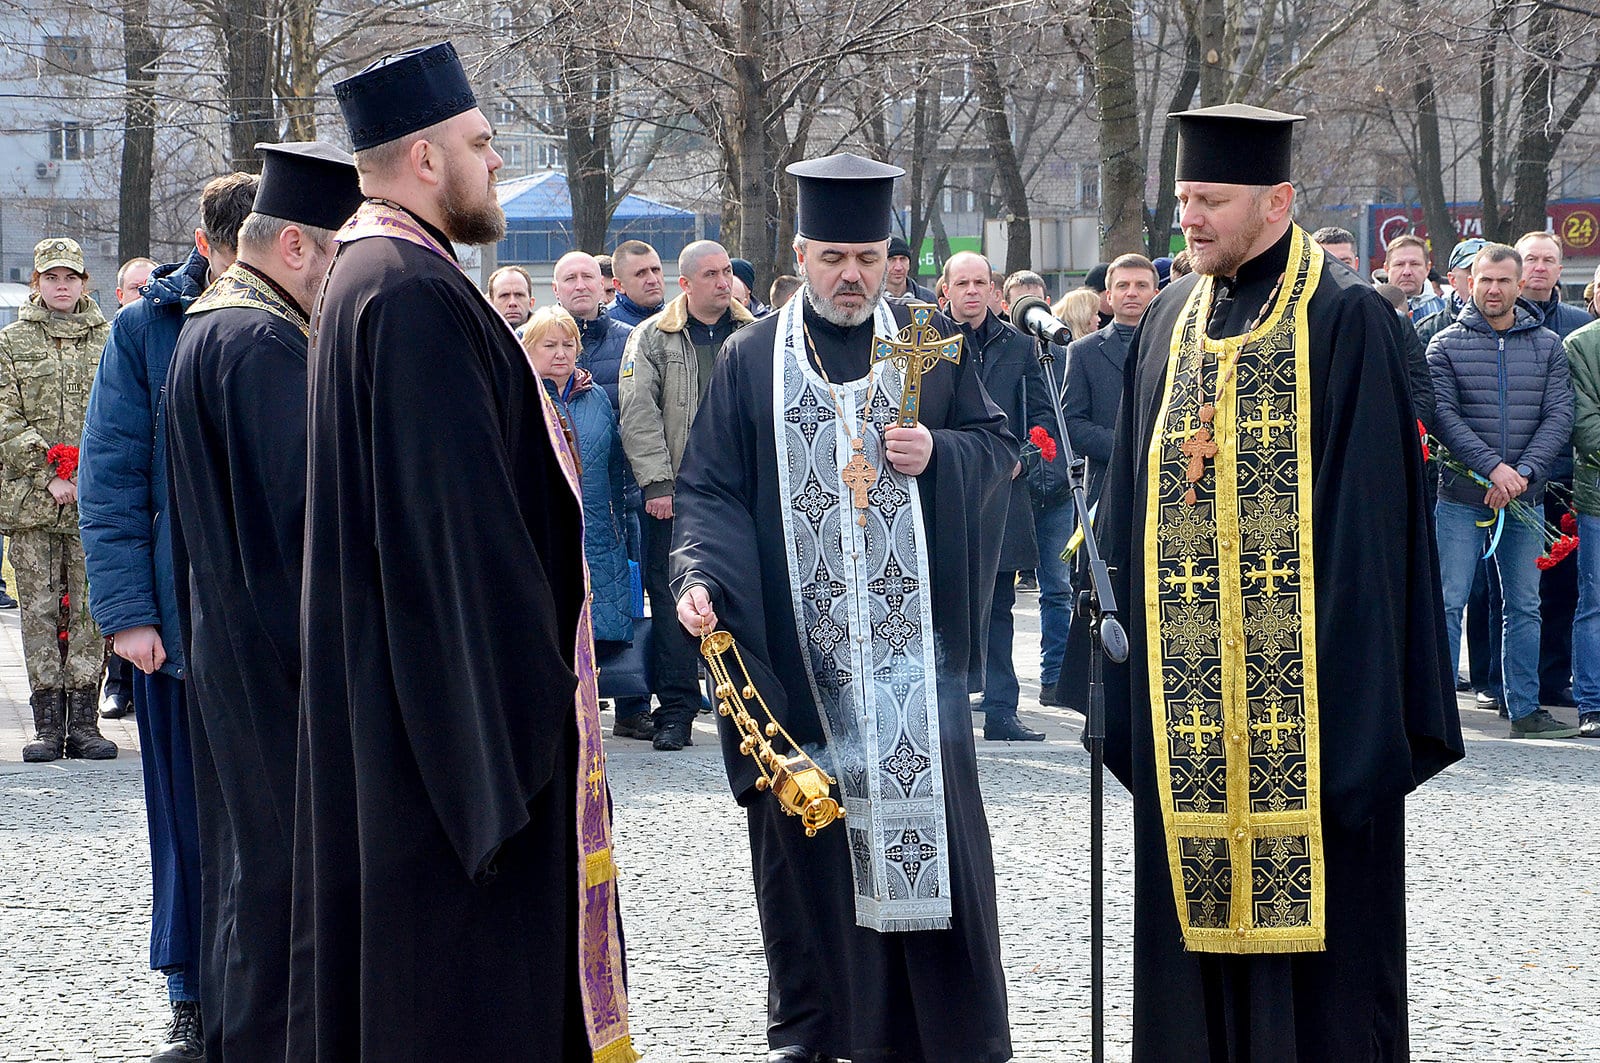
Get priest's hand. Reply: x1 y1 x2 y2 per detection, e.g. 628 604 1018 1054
676 584 718 637
114 625 167 674
883 424 933 476
645 494 674 520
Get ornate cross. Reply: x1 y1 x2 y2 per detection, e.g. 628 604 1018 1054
841 449 877 525
1240 394 1291 447
587 751 604 799
1179 403 1220 505
872 303 964 427
1163 558 1215 603
1251 700 1298 751
1173 707 1222 756
1244 550 1293 597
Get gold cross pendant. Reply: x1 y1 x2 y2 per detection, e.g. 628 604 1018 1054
842 444 877 527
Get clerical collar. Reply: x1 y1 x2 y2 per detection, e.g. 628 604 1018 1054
237 260 310 318
366 198 459 262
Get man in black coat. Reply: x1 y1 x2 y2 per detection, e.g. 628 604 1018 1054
944 251 1055 741
166 141 364 1062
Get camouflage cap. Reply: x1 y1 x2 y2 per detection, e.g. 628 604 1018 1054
34 237 85 275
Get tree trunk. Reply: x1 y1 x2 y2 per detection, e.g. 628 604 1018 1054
1506 2 1558 238
1093 0 1144 256
731 3 771 279
217 0 276 171
1477 6 1506 242
562 50 615 254
1196 0 1229 106
970 24 1030 273
1148 34 1200 260
1413 73 1455 266
118 0 157 261
282 0 317 140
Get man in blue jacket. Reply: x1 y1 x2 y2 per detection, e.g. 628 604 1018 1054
1428 242 1577 739
78 171 257 1061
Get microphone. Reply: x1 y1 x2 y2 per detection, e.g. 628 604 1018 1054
1008 294 1074 346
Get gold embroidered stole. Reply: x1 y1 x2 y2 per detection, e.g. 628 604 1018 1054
1142 225 1327 954
187 264 309 338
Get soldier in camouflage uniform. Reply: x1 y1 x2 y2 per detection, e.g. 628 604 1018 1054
2 238 115 761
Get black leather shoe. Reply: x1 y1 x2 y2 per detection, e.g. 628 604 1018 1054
652 720 693 751
1475 690 1502 711
613 713 657 740
1455 676 1471 692
1544 686 1577 708
1039 682 1070 708
100 686 134 720
766 1048 837 1063
150 999 204 1061
984 716 1046 741
0 590 15 609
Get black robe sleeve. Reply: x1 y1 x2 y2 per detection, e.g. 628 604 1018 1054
366 276 579 882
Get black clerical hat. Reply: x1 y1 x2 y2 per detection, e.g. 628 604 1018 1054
253 142 364 232
334 42 478 152
787 154 904 243
1171 104 1304 185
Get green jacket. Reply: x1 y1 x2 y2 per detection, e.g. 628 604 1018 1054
617 292 754 498
0 295 108 530
1568 318 1600 515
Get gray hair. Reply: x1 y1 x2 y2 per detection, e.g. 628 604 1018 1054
678 239 728 280
237 212 336 255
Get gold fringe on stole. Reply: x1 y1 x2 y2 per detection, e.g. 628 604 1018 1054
593 1034 641 1063
1141 225 1328 954
585 848 617 888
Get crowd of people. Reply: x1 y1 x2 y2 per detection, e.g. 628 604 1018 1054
0 42 1591 1063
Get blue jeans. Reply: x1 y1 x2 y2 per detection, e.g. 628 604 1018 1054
1573 513 1600 714
1436 499 1545 720
1034 501 1075 686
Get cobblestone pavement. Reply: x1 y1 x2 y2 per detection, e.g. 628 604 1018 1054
3 597 1599 1061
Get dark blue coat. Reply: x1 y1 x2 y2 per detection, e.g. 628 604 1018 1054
1427 298 1574 505
576 313 632 415
1063 321 1135 504
607 292 664 329
80 249 208 676
76 249 205 978
545 371 633 642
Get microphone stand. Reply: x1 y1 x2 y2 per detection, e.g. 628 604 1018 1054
1033 335 1128 1063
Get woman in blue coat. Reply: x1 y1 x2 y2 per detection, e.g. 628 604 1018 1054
523 307 653 737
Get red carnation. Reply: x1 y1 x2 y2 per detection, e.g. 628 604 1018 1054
1417 420 1431 463
1561 512 1579 537
46 443 79 481
1029 426 1058 463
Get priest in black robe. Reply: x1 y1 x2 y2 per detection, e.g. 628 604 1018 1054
166 141 363 1062
288 44 635 1063
1079 105 1464 1061
671 154 1016 1063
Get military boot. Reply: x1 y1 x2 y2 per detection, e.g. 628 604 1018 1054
21 689 64 762
64 688 117 759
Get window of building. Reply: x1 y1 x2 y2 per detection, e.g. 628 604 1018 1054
44 36 92 76
48 122 94 161
1079 163 1100 210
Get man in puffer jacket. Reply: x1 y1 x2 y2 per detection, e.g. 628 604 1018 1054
1428 242 1576 739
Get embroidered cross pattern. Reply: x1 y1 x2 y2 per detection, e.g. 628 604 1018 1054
1164 558 1215 602
1240 394 1291 447
587 751 604 799
1174 707 1222 756
1244 550 1293 597
1251 700 1298 751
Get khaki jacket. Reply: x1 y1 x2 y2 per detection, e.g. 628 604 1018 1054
617 293 754 497
0 295 108 531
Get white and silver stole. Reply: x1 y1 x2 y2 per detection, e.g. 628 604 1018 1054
772 292 953 933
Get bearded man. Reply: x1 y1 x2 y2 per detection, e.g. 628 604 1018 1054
670 153 1016 1063
290 43 634 1062
1080 104 1462 1061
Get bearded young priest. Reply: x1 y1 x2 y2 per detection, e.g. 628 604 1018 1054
669 154 1017 1063
1078 104 1464 1060
290 42 634 1062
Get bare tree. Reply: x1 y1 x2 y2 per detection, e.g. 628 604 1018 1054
119 0 159 259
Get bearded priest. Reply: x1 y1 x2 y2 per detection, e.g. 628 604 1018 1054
670 154 1017 1063
1078 104 1464 1061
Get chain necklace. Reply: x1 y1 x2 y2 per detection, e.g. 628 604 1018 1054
803 319 881 527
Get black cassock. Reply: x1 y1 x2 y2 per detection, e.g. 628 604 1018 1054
1081 227 1464 1062
288 213 593 1060
165 267 309 1062
671 299 1017 1063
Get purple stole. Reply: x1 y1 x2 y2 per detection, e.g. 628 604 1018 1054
334 201 637 1063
